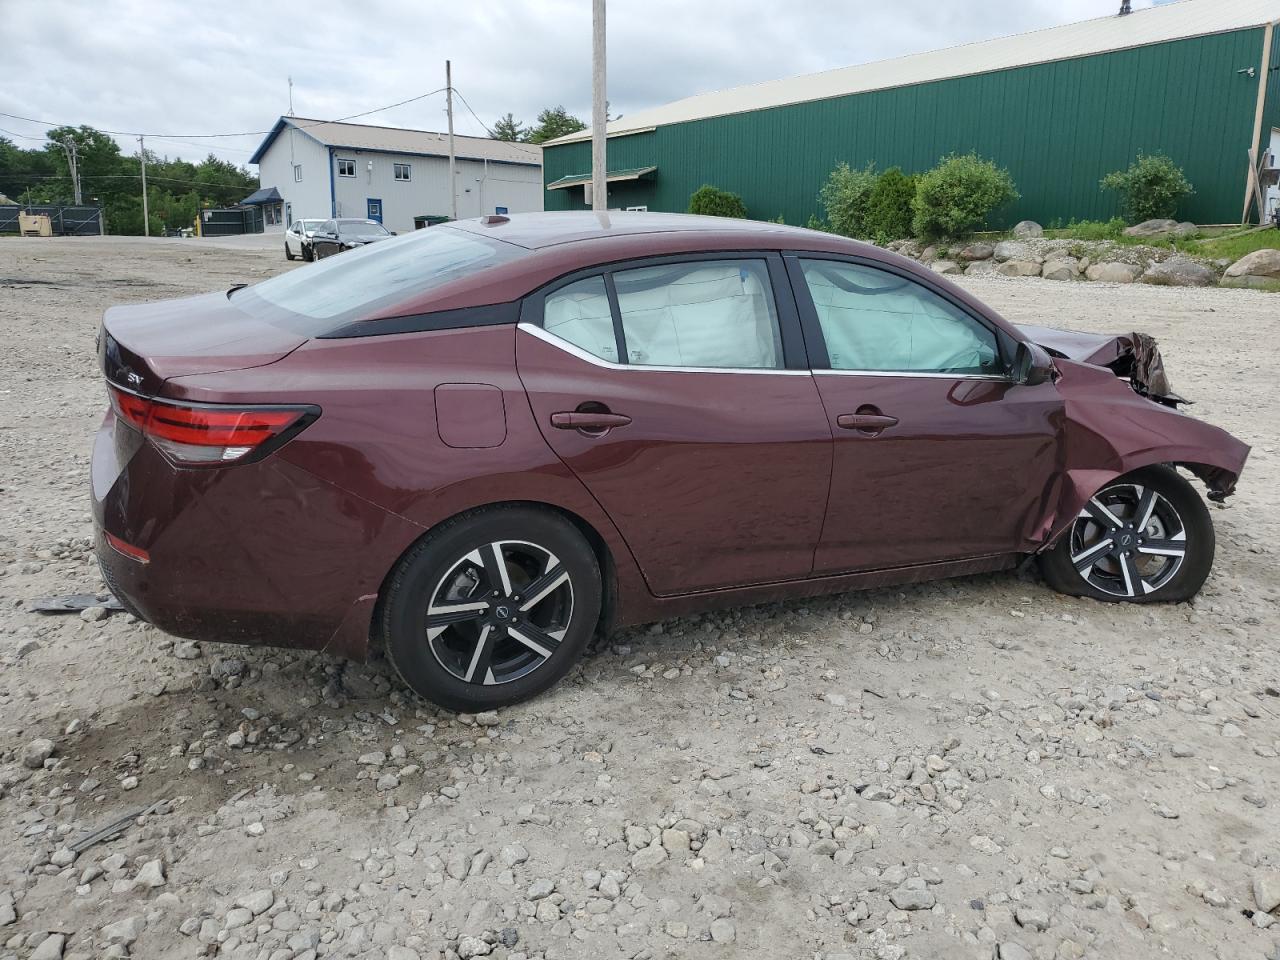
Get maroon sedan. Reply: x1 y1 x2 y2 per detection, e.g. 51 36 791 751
92 213 1248 710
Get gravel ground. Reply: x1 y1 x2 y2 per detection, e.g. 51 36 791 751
1 237 1278 960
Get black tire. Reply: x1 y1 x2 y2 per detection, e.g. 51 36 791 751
301 243 314 262
1039 465 1214 603
381 507 601 711
284 242 296 261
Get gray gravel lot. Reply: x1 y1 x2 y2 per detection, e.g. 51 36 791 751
0 236 1278 960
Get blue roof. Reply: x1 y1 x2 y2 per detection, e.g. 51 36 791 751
240 186 282 205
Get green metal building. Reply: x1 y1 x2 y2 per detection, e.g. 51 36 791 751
542 0 1280 227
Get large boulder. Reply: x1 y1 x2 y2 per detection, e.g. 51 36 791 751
1041 257 1081 281
930 260 963 275
993 240 1038 263
1012 220 1044 239
965 259 1000 277
997 260 1043 278
1085 262 1142 284
1123 218 1180 238
1172 221 1199 238
1224 248 1280 279
1140 258 1216 287
958 242 995 262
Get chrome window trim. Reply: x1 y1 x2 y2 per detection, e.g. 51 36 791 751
518 323 811 376
815 369 1011 382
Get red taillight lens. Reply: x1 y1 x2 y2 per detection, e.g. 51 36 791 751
108 386 316 466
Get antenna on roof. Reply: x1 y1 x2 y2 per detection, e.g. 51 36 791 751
1118 0 1131 14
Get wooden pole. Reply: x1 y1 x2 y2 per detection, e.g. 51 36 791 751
1243 21 1275 224
446 61 457 221
591 0 607 212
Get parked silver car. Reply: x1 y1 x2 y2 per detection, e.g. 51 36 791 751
284 219 326 262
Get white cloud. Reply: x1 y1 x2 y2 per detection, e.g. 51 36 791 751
0 0 1158 167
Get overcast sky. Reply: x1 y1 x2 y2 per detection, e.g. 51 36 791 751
1 0 1169 168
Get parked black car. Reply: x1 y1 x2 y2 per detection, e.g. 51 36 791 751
311 219 393 259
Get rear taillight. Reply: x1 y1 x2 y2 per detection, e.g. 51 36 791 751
108 386 317 466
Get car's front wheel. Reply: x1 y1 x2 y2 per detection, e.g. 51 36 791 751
1039 465 1214 603
381 507 601 711
301 243 314 262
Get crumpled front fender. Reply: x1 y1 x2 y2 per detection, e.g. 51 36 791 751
1037 359 1249 549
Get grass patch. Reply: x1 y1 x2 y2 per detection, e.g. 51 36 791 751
1183 228 1280 262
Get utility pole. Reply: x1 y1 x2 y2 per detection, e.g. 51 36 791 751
138 136 150 237
59 138 82 205
446 60 458 221
591 0 607 212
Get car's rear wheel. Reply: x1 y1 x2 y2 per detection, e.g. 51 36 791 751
284 242 296 261
1039 465 1214 603
381 507 601 711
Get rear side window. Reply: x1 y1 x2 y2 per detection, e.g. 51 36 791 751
543 277 619 363
613 260 782 369
799 260 999 375
539 258 784 371
233 226 526 334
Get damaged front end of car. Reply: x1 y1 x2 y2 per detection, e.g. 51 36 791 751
1011 325 1250 553
1018 324 1187 407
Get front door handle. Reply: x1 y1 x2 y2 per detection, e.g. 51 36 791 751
837 412 899 435
551 411 633 431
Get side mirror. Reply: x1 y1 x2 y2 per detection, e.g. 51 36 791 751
1013 340 1055 386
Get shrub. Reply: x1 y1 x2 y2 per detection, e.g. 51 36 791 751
688 184 747 218
864 167 918 243
1100 154 1194 224
911 153 1019 241
818 162 878 238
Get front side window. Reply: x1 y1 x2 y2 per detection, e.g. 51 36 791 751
394 163 411 181
613 259 782 369
543 276 618 362
800 260 1000 375
337 158 355 177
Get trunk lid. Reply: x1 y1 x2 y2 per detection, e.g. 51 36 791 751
100 290 307 394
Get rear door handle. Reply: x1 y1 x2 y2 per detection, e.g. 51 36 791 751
837 413 899 432
551 412 633 430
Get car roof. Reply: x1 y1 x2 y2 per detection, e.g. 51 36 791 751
446 210 823 251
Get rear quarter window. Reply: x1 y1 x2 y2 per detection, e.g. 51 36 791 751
233 226 526 334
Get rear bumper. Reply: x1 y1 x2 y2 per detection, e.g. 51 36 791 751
91 412 422 660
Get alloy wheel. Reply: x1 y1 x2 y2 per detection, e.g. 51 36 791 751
1069 483 1187 598
425 540 574 686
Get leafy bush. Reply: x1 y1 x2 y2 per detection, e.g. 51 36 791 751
688 184 747 218
911 153 1019 241
1100 154 1194 223
864 167 917 243
818 163 878 238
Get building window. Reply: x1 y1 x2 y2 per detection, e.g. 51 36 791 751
394 163 411 182
337 158 355 177
293 164 303 182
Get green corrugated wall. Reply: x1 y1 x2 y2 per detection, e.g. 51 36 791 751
544 27 1273 227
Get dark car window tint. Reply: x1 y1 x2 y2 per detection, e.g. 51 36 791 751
542 276 618 363
800 260 999 375
612 259 782 369
340 221 388 236
233 226 525 333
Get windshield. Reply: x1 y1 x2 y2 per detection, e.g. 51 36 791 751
340 220 388 236
301 220 324 230
234 225 526 334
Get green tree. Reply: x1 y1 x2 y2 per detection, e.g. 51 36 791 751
687 184 747 218
1100 153 1194 224
491 113 526 142
524 106 587 144
864 167 918 243
817 162 878 238
912 153 1018 241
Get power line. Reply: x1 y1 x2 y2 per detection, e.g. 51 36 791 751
0 87 449 141
3 172 251 191
451 88 497 138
